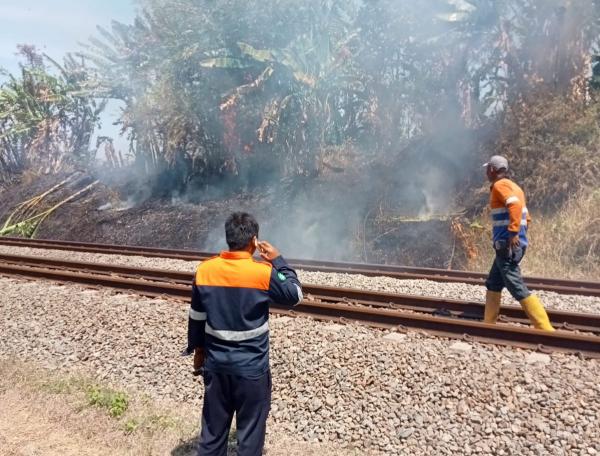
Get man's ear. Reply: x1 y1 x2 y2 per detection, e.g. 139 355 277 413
253 236 258 248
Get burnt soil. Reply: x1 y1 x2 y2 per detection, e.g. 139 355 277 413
0 172 461 267
0 172 254 250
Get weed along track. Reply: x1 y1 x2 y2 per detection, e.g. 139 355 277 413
1 236 600 297
1 251 600 358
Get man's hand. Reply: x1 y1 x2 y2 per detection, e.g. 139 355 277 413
193 348 205 376
509 234 520 249
257 241 280 262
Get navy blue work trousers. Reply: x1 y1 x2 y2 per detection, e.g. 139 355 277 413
197 369 271 456
485 244 531 302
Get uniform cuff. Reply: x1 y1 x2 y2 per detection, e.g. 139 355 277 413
271 255 288 269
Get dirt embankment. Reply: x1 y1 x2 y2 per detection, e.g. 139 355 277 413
0 172 460 267
0 173 257 250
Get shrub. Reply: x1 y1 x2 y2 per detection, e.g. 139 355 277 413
87 386 129 418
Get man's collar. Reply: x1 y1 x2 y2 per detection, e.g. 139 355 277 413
490 176 509 189
220 251 252 260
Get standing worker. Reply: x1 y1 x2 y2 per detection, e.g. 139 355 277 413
482 155 554 331
187 212 303 456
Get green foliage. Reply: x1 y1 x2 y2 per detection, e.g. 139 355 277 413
82 0 366 189
33 371 188 436
0 45 106 182
87 386 129 418
124 418 139 433
79 0 600 193
2 1 599 197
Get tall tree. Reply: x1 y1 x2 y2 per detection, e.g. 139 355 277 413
82 0 600 194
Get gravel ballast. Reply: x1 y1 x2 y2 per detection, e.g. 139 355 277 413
1 276 599 455
0 244 599 315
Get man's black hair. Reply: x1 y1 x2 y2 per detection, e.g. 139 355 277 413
225 212 259 251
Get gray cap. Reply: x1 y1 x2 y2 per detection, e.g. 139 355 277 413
483 155 508 171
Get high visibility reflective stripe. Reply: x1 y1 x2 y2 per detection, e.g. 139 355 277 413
206 321 269 341
505 196 520 205
189 308 207 321
294 284 303 305
492 219 528 227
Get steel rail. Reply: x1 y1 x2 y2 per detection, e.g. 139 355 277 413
1 257 600 357
1 236 599 297
2 252 600 332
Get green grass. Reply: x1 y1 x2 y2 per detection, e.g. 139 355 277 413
86 386 129 418
37 374 190 435
124 418 139 434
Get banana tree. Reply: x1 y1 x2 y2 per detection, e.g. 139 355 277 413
0 46 106 181
198 0 366 176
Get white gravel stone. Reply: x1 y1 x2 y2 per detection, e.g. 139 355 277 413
1 275 600 455
382 332 407 342
449 341 473 353
526 353 552 365
322 324 345 333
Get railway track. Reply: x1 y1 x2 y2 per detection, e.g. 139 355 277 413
1 236 599 297
1 253 600 358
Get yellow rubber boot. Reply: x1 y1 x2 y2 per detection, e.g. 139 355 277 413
520 295 555 331
484 290 502 324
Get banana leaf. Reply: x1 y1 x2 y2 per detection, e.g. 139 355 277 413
237 42 274 63
199 57 253 69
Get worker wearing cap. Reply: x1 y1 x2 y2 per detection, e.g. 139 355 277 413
483 156 554 331
187 212 303 455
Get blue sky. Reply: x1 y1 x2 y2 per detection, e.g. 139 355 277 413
0 1 137 152
0 1 136 72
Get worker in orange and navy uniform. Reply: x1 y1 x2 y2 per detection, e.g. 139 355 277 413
186 212 302 456
483 155 554 331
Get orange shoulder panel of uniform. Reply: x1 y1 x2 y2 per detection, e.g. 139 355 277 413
193 256 219 283
491 178 508 196
195 257 271 290
252 258 272 267
196 255 219 267
493 179 526 204
491 179 517 207
194 255 219 271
